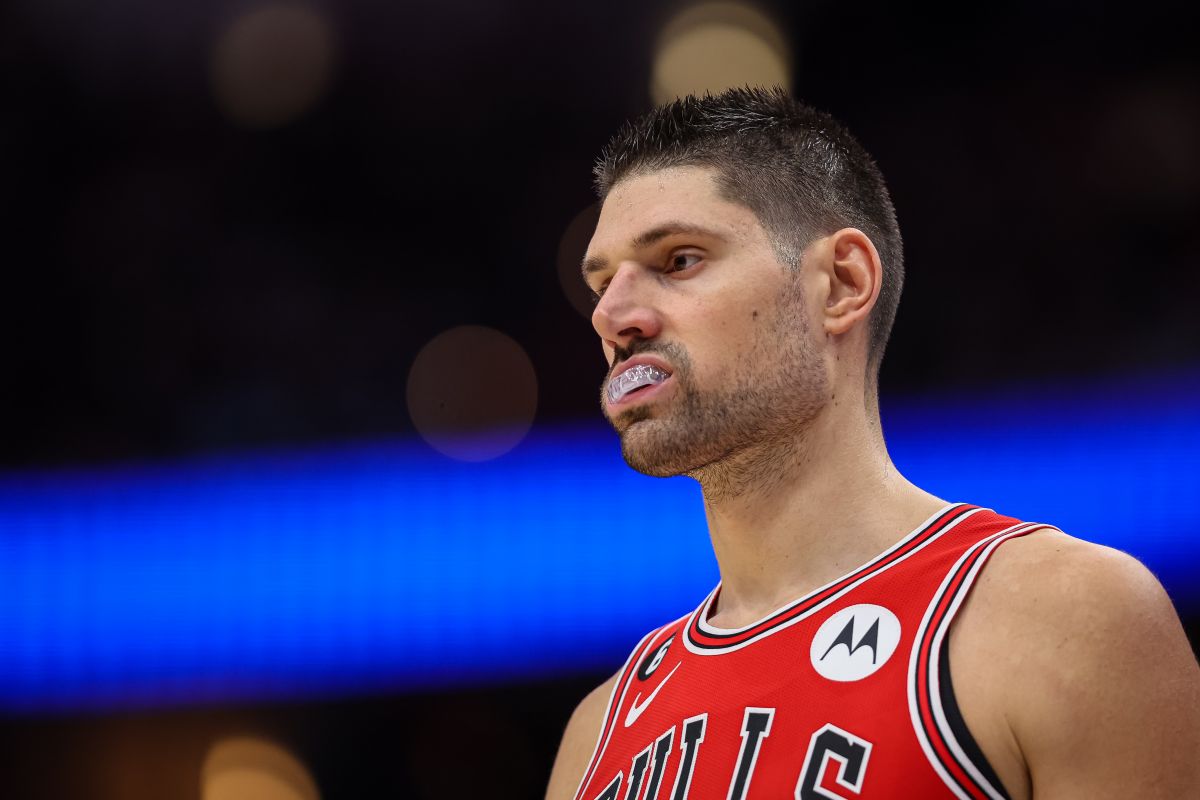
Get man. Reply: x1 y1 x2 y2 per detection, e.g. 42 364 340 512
545 88 1200 800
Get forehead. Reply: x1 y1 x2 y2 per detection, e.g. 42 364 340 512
588 166 765 253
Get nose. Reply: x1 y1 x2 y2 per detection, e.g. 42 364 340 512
591 263 662 350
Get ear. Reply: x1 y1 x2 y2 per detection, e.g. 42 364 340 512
820 228 882 336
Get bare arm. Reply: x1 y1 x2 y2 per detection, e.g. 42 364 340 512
956 533 1200 799
545 673 619 800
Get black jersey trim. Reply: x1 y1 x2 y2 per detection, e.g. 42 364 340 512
938 632 1012 800
908 522 1049 800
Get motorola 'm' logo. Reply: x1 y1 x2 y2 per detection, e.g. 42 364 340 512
809 604 901 682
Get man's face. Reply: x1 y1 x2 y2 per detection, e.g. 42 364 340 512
583 166 828 478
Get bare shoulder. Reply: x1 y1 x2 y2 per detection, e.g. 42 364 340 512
954 527 1200 799
967 529 1192 663
545 672 620 800
967 527 1185 631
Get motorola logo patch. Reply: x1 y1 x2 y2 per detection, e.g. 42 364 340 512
809 604 901 682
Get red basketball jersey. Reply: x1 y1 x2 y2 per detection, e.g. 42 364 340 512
573 504 1052 800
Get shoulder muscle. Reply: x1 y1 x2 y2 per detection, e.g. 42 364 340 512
960 530 1200 799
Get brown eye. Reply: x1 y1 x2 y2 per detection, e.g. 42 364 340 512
669 253 702 272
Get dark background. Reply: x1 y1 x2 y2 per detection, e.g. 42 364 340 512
1 0 1197 796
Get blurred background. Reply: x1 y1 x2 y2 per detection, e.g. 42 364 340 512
2 0 1198 796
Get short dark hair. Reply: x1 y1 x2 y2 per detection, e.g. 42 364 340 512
594 86 903 379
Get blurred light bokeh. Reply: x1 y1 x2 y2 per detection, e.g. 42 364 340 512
652 2 792 103
203 737 320 800
211 4 337 129
406 325 538 461
557 202 603 319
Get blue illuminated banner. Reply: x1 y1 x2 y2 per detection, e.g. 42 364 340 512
1 370 1197 712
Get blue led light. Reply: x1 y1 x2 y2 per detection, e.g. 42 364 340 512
0 370 1197 712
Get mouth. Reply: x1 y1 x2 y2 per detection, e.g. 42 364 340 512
606 362 673 406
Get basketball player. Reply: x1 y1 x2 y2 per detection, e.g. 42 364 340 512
545 88 1200 800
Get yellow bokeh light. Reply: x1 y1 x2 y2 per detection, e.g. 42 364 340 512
202 737 320 800
651 2 791 104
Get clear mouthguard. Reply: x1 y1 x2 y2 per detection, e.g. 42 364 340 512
608 364 669 403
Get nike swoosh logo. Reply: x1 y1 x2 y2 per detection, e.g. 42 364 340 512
624 662 681 728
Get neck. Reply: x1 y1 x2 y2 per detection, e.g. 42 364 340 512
695 395 945 629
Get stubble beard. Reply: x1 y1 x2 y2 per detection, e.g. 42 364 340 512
601 282 828 497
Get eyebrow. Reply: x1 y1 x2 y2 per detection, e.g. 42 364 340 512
580 222 728 278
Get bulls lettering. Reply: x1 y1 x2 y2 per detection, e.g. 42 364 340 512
797 723 873 799
727 707 775 800
591 712 873 800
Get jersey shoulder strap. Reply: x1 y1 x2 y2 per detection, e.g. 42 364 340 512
908 513 1060 800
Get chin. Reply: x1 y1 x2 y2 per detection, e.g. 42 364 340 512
616 419 713 478
621 448 688 478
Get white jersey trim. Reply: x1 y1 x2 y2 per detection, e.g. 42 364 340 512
907 521 1054 800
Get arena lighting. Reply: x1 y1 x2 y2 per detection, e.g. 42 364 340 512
211 4 336 129
651 2 792 105
202 737 320 800
0 370 1197 712
557 203 603 319
406 325 538 461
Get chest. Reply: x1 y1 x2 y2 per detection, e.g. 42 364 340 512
585 603 935 800
574 505 1035 800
